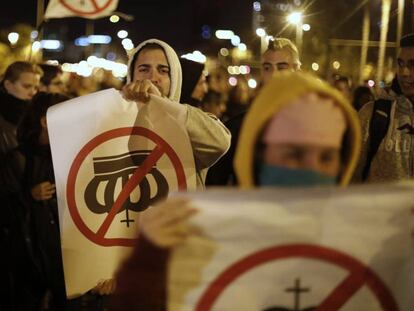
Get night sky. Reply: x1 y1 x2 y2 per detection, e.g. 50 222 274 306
0 0 412 69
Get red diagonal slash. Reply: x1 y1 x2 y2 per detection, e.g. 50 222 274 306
90 0 100 10
96 145 165 238
315 267 366 310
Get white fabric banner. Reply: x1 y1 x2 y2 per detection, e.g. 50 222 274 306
169 184 414 311
44 0 119 19
47 88 196 297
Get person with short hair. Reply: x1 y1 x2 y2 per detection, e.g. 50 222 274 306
261 38 301 85
353 33 414 182
0 61 43 155
39 64 66 94
206 38 302 186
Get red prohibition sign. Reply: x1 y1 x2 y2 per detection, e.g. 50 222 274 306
59 0 114 15
66 127 187 247
195 244 399 311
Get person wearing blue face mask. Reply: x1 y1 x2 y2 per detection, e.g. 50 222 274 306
235 71 361 188
110 72 362 311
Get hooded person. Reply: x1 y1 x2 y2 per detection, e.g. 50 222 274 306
235 71 361 188
123 39 230 188
110 72 361 310
179 57 207 107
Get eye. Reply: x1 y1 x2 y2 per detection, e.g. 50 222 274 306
263 64 272 72
276 64 289 71
320 151 338 163
159 67 170 74
397 59 405 68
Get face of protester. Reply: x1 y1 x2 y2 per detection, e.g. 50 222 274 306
191 73 208 101
4 72 40 101
47 73 66 94
133 48 171 97
261 49 298 85
263 143 342 178
397 47 414 99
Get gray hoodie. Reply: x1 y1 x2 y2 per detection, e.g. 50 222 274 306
352 93 414 182
127 39 231 187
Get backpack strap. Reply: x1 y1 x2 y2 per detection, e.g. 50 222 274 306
362 99 392 181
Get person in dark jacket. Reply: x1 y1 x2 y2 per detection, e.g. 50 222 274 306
206 38 301 186
0 61 43 311
17 92 70 310
0 61 42 155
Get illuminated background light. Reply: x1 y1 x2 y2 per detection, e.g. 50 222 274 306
117 30 128 39
110 15 120 23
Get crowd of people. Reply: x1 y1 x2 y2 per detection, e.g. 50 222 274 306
1 31 414 310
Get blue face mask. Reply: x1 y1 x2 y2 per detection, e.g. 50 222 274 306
258 164 337 187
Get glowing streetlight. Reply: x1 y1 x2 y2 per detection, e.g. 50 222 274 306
287 11 303 54
287 12 302 25
8 32 19 45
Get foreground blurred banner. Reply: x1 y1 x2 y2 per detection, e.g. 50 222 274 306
45 0 119 20
169 184 414 311
47 88 196 297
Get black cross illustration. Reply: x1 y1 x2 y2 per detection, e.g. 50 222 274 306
285 278 310 311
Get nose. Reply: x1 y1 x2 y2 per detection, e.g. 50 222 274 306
28 87 37 98
148 69 160 85
302 154 321 173
401 66 411 76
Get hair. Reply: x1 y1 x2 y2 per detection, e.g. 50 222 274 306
39 64 63 87
2 61 43 83
265 38 301 69
17 92 69 150
129 43 166 82
400 33 414 47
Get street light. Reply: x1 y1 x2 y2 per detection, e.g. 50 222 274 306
287 12 303 54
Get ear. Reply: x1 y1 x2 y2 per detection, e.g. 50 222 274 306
40 116 47 129
3 80 13 93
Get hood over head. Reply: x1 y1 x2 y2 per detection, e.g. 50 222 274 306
127 38 182 102
234 71 361 188
180 57 205 105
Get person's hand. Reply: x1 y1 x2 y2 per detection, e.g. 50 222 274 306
140 198 199 248
122 79 161 103
31 182 56 201
91 278 116 295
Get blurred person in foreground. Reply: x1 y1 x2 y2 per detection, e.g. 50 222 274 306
110 72 361 311
206 38 302 186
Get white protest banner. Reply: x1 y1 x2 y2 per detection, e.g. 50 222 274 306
45 0 118 19
169 184 414 311
47 88 196 297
